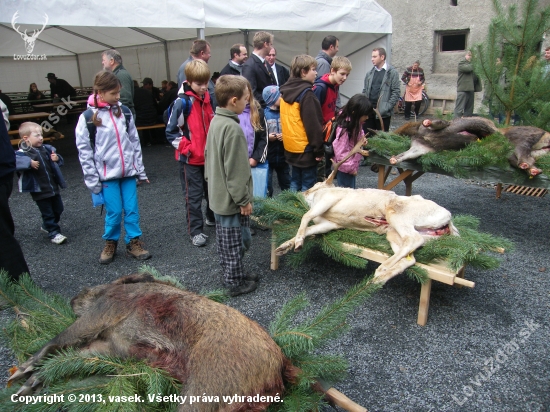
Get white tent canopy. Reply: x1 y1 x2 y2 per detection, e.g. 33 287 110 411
0 0 392 101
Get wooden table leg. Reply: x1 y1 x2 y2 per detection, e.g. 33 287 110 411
417 279 432 326
496 182 502 199
271 235 279 270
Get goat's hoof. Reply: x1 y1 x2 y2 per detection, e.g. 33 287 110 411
275 242 294 256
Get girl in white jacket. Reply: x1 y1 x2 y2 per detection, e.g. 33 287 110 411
75 70 151 264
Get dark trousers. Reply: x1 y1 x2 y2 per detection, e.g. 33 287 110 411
267 160 290 197
35 194 64 238
404 101 421 119
179 162 214 237
454 91 475 118
362 116 391 135
0 173 29 281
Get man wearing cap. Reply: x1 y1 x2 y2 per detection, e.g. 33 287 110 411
45 73 75 101
101 49 135 116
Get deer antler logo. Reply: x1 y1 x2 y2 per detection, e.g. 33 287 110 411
12 11 49 54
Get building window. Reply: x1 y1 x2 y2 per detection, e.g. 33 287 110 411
438 31 468 52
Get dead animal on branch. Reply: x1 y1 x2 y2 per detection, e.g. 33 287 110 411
275 138 459 284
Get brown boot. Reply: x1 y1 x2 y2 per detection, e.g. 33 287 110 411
99 240 117 264
126 238 151 260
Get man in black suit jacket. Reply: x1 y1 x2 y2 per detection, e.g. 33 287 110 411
242 31 276 107
266 47 289 87
220 44 248 76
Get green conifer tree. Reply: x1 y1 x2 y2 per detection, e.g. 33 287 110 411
474 0 550 127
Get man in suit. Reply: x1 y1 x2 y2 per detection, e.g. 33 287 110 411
242 31 276 107
220 44 248 76
266 47 289 87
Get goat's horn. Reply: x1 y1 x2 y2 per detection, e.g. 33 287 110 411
325 136 367 185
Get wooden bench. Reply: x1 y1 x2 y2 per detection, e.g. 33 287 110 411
270 240 474 326
11 133 65 147
136 123 165 131
426 95 455 115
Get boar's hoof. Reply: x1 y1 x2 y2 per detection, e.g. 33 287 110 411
389 156 398 165
529 167 542 176
518 162 530 170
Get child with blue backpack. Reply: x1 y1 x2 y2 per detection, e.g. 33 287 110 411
165 60 215 247
75 70 151 264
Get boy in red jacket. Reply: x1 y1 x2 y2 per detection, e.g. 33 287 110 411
166 60 215 247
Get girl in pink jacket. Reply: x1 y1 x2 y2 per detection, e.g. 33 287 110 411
331 94 373 188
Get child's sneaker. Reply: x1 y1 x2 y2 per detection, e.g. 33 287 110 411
191 233 208 247
205 217 216 227
126 238 152 260
50 234 67 244
40 227 48 234
100 240 117 264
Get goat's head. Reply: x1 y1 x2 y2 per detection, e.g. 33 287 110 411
12 11 48 54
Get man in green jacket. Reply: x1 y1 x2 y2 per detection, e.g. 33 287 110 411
454 50 476 118
102 49 135 117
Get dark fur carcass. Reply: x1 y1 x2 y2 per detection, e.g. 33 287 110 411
8 273 298 412
389 117 498 164
390 117 550 176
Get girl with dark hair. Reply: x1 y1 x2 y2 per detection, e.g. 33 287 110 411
75 70 151 265
27 83 45 101
331 93 373 188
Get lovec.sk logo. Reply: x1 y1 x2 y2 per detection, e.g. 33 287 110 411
11 11 48 60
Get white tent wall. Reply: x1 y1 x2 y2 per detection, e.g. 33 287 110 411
0 56 80 94
0 0 392 98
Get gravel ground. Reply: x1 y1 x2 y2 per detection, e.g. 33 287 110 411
1 116 549 412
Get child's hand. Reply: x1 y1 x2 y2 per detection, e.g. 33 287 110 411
249 158 258 167
31 160 39 170
240 202 252 216
50 153 59 162
268 133 278 141
137 179 150 186
277 133 283 141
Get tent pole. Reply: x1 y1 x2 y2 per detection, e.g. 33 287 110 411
76 54 83 87
197 28 205 40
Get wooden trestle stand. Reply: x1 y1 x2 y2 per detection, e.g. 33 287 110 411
270 239 474 326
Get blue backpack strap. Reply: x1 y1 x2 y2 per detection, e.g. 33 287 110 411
120 105 132 131
82 109 97 152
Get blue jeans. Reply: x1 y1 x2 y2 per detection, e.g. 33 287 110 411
336 171 356 189
102 177 142 244
35 194 64 237
290 165 317 192
268 160 290 196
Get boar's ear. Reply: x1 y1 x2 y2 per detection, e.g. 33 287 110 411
112 273 157 285
70 286 107 316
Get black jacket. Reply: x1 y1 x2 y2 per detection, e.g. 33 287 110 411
50 78 76 100
242 54 276 107
133 87 158 126
274 64 290 86
220 63 241 76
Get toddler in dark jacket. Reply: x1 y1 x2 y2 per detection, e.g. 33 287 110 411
15 122 67 244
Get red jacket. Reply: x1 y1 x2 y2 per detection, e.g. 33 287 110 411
166 82 214 165
313 73 339 124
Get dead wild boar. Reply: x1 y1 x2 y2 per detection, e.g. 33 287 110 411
389 117 498 165
390 118 550 176
500 126 550 176
9 273 298 412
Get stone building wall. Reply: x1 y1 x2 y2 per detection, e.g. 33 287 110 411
373 0 550 109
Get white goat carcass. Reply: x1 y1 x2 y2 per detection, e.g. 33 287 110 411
276 138 459 284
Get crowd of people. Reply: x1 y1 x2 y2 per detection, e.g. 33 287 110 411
4 32 545 298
